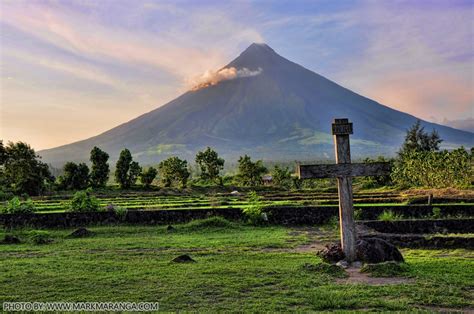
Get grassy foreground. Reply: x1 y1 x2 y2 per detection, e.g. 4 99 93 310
0 221 473 312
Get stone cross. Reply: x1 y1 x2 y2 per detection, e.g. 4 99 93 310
297 118 391 261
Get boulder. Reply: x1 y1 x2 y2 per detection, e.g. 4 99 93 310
171 254 196 263
68 227 94 238
167 225 176 232
356 237 404 263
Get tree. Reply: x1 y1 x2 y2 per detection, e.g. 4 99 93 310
140 167 158 188
195 147 225 183
129 161 142 186
271 165 292 189
399 120 442 155
235 155 267 187
1 141 53 195
58 162 90 190
158 156 190 188
90 147 110 188
115 149 141 188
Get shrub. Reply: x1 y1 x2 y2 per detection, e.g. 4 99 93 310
432 207 442 219
378 210 403 221
0 197 35 214
392 148 471 188
69 188 100 212
242 191 267 225
114 206 128 221
29 230 53 245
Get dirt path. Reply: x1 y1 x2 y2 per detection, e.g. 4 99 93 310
337 267 414 285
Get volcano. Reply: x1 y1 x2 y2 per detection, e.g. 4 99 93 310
40 43 473 165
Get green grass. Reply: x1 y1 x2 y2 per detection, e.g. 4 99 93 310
0 222 473 311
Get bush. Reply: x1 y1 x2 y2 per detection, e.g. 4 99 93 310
69 188 100 212
432 207 442 219
29 230 53 245
0 197 35 214
114 206 128 221
242 191 267 225
392 148 471 188
378 210 403 221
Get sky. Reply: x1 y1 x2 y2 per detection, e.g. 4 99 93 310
1 0 473 150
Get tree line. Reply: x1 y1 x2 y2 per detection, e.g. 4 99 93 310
1 120 472 197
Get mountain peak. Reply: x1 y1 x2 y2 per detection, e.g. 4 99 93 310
228 42 284 69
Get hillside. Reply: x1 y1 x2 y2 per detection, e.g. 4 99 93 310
39 43 473 165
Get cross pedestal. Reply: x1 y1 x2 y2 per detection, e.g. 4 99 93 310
297 119 391 262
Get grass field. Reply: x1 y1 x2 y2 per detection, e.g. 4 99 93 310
1 220 473 312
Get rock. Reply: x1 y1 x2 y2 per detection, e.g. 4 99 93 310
68 227 94 238
167 225 176 232
356 237 404 264
317 243 345 263
1 235 21 244
336 260 349 269
230 190 240 195
171 254 196 263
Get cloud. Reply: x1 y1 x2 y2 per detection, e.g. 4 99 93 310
1 1 263 82
332 2 473 121
189 67 263 90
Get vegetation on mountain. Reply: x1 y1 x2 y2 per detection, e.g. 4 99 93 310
195 147 224 184
115 149 141 189
58 162 90 190
158 156 190 188
90 146 110 188
235 155 267 187
0 141 53 195
140 167 158 188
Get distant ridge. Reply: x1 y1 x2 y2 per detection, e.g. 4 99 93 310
40 43 474 166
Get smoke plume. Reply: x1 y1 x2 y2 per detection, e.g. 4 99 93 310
190 67 262 90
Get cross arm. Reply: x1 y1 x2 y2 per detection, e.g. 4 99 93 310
297 162 391 179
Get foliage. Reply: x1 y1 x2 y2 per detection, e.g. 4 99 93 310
432 207 442 219
69 188 100 212
378 210 403 221
115 149 141 189
195 147 224 184
140 167 158 188
392 148 471 188
129 161 142 187
0 197 36 214
0 141 53 195
114 206 128 221
235 155 267 187
242 191 267 225
58 162 90 190
90 146 110 188
158 156 190 188
28 230 53 245
360 156 393 188
399 120 442 155
271 165 292 189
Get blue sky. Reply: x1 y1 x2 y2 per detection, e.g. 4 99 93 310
1 0 473 149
